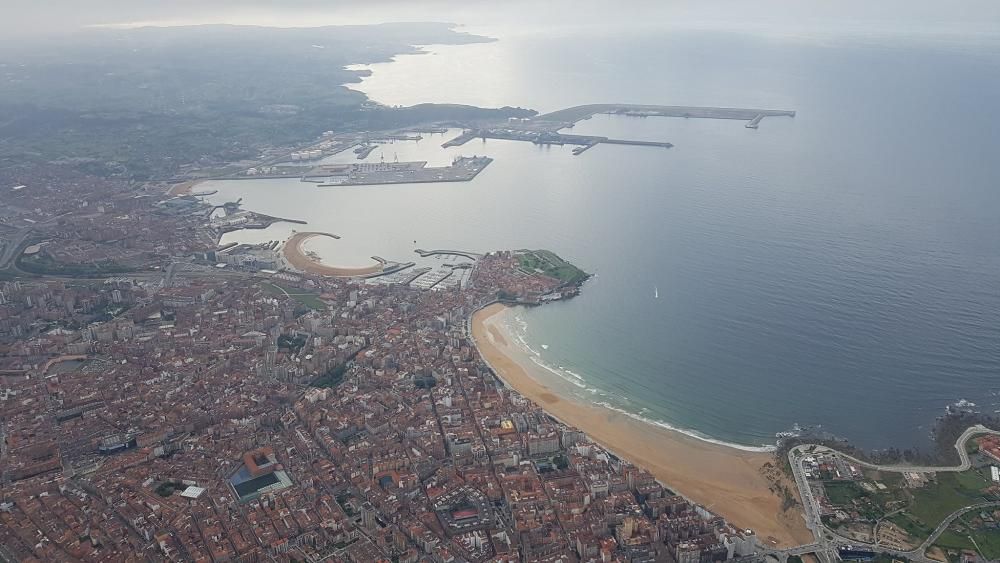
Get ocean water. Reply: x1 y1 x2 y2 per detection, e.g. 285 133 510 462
206 28 1000 449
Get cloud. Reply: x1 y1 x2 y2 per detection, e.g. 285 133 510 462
2 0 999 40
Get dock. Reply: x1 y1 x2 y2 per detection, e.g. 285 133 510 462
316 157 493 187
442 130 479 148
445 129 672 156
602 139 673 148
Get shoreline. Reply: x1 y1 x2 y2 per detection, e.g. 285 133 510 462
282 232 384 277
470 302 814 548
502 316 776 454
167 179 204 196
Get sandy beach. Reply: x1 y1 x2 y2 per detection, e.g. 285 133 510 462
471 303 813 548
282 232 384 277
167 179 203 196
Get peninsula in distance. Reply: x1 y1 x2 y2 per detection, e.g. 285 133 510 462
2 2 1000 563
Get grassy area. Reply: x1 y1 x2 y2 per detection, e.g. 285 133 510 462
966 439 981 455
863 469 905 489
888 512 934 539
155 482 185 497
970 527 1000 559
909 471 991 528
934 528 975 552
517 250 588 285
0 268 26 280
261 282 327 311
17 253 134 277
826 481 868 506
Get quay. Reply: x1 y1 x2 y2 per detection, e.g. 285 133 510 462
318 157 492 187
443 129 672 156
603 138 673 148
223 157 492 187
442 130 479 147
370 134 423 141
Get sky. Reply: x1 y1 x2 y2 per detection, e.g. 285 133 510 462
3 0 1000 41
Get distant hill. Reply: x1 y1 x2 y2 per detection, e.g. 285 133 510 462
0 24 531 180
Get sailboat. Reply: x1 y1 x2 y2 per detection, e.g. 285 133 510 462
654 286 659 299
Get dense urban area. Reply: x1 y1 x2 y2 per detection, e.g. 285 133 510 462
2 19 999 563
0 160 763 563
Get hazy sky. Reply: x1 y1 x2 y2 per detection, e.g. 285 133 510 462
4 0 1000 40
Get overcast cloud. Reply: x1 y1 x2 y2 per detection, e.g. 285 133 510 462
3 0 1000 41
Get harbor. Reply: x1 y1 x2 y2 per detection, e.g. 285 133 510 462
317 156 493 186
226 156 492 187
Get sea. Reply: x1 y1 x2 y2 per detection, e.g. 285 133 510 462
204 25 1000 450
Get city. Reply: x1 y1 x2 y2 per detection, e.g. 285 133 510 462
1 169 758 561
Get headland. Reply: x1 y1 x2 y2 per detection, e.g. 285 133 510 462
471 303 815 548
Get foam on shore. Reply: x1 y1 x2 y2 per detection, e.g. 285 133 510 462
498 308 776 453
470 302 813 548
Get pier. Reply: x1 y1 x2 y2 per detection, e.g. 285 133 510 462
354 144 378 159
414 249 483 261
362 261 415 279
745 114 765 129
442 130 479 148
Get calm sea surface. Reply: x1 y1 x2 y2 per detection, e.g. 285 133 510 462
206 28 1000 449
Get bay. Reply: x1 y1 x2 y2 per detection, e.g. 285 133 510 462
205 28 1000 449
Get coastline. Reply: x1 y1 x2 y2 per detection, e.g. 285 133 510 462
167 179 203 196
282 232 384 277
471 303 814 548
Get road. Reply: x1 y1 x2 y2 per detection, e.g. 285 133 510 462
0 227 31 269
774 425 1000 563
910 502 1000 555
809 425 999 474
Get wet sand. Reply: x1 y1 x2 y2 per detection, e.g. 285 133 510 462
282 232 383 277
471 303 813 548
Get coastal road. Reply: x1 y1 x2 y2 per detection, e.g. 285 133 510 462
788 446 825 539
806 425 999 474
780 426 1000 563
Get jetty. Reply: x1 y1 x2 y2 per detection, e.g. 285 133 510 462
442 130 480 148
414 249 483 261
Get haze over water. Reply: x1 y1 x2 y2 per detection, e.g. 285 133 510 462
209 26 1000 449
